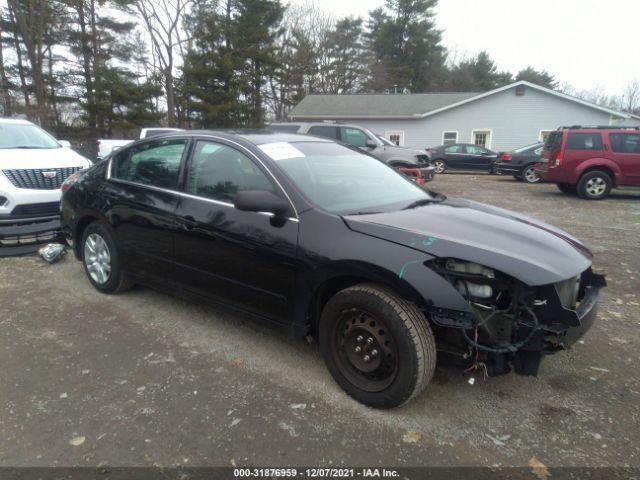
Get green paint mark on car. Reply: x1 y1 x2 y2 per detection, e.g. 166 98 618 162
398 260 419 279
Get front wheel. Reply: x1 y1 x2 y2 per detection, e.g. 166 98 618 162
522 165 542 183
319 284 436 409
432 159 446 174
81 222 132 293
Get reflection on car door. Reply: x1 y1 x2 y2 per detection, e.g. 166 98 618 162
443 144 466 168
465 144 493 170
609 132 640 185
103 138 188 282
172 139 299 322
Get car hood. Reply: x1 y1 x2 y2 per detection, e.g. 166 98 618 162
343 198 592 286
379 145 425 157
0 147 91 170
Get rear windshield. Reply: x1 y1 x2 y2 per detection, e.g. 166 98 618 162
544 131 562 151
268 124 301 133
513 142 543 153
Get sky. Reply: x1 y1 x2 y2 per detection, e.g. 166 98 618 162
287 0 640 96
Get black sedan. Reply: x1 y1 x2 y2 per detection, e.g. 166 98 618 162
493 142 544 183
61 131 605 409
426 143 498 173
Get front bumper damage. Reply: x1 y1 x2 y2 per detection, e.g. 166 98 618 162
428 264 606 377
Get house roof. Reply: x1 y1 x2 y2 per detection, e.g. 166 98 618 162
289 81 635 120
289 92 479 119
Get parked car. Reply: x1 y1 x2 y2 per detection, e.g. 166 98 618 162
268 122 434 184
0 118 92 255
492 142 544 183
61 130 605 408
97 127 183 160
426 143 498 173
536 126 640 199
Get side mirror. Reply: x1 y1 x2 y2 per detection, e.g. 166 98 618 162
59 140 71 148
365 139 377 149
234 190 290 216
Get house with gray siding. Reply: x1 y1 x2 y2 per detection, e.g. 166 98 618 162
288 81 640 151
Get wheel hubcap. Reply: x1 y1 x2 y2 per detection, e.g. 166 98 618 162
334 309 398 392
434 161 445 173
84 233 111 284
524 167 540 183
586 177 606 196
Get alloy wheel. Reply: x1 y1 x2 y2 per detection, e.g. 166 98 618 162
585 177 606 197
84 233 112 284
523 166 541 183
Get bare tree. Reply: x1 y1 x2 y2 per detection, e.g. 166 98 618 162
620 79 640 114
135 0 193 127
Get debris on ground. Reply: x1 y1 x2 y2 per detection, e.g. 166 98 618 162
38 243 67 263
528 457 551 480
402 431 422 444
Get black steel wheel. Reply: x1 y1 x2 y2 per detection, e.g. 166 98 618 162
319 284 436 409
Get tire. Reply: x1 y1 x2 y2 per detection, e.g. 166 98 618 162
81 222 132 293
522 165 542 183
432 159 446 174
319 283 436 409
556 183 577 194
577 170 612 200
513 174 523 181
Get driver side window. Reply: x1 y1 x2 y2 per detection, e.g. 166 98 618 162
186 141 276 202
340 127 369 148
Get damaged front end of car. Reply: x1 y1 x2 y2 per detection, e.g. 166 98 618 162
425 258 607 377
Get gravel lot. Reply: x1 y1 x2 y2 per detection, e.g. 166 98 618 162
1 174 639 472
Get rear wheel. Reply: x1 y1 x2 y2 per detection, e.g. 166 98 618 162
577 170 612 200
81 223 132 293
432 159 446 174
522 165 542 183
556 183 577 195
319 284 436 409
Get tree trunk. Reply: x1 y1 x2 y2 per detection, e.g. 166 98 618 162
8 4 31 109
0 21 13 116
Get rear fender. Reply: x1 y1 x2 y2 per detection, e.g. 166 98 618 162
574 158 620 184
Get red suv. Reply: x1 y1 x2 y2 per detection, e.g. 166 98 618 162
536 126 640 199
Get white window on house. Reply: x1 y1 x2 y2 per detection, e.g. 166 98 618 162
471 129 492 148
385 131 404 146
442 131 458 145
539 130 553 142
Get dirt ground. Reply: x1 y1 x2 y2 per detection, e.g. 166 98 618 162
1 174 639 473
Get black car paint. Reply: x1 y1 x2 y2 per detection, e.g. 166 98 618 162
493 143 543 176
62 131 604 375
428 143 498 171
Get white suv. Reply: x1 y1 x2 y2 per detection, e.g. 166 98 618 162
0 118 92 254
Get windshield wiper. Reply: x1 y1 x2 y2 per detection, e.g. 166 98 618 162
402 196 445 210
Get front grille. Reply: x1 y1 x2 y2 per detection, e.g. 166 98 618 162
2 167 81 190
11 202 60 217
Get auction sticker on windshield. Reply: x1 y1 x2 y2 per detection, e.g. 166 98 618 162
258 142 305 161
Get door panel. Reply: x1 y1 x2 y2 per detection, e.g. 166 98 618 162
172 140 298 322
443 144 466 168
609 133 640 185
465 144 494 170
103 138 188 280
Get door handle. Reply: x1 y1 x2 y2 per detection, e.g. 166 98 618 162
181 215 197 230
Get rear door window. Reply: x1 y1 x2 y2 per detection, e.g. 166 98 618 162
444 145 464 153
308 125 339 140
609 133 640 153
113 139 187 190
565 133 603 151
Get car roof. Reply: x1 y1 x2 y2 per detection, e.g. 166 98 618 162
0 117 35 125
161 129 334 146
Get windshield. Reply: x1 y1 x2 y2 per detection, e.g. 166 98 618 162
376 135 396 146
0 123 61 149
262 142 431 214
